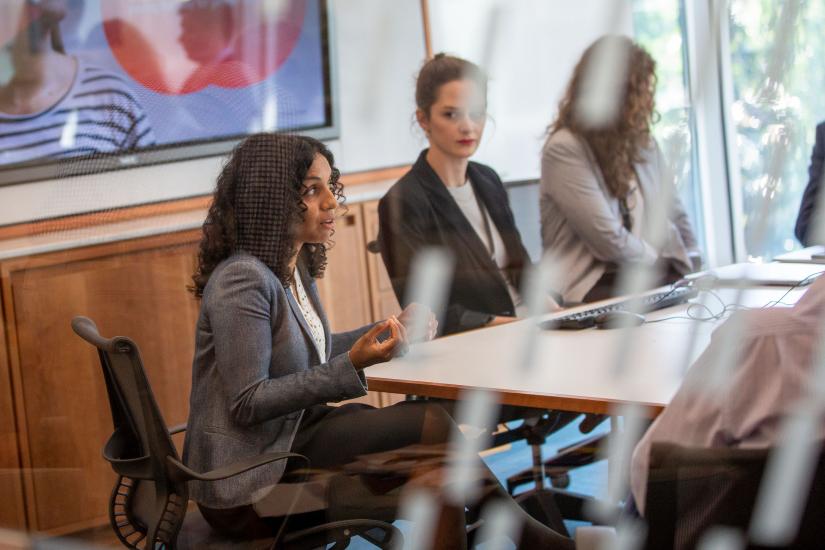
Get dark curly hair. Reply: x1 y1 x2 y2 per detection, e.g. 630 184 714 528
190 133 344 297
550 35 657 200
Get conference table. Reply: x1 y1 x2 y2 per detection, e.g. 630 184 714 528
367 282 811 419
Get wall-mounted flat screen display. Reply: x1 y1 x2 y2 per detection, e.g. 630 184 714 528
0 0 336 185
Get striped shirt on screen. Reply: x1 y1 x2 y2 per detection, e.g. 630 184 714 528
0 58 156 167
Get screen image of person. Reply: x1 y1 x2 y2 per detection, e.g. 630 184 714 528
377 54 558 337
0 0 155 166
0 0 330 173
181 133 571 549
540 36 700 304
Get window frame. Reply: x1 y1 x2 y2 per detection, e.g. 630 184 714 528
684 0 738 266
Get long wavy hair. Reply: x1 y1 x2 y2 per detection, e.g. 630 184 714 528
190 133 343 297
550 35 657 200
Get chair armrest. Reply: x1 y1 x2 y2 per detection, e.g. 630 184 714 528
167 452 307 483
168 423 187 435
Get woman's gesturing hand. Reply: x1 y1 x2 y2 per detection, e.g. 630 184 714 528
349 316 409 370
397 303 438 342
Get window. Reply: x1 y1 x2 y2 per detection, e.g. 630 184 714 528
727 0 825 259
633 0 706 253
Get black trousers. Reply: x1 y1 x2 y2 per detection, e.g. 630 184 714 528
199 401 574 549
199 401 453 539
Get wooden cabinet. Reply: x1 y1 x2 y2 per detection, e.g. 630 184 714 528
1 232 201 533
0 292 26 530
316 204 400 409
0 197 404 534
315 206 373 332
362 200 401 321
361 201 405 408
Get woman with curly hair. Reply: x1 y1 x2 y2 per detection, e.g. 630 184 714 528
182 133 572 549
540 36 700 304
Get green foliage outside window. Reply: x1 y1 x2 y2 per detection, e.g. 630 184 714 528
729 0 825 259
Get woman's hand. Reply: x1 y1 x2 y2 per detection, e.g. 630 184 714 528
349 316 409 370
398 303 438 341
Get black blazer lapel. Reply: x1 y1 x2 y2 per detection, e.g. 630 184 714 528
411 152 501 270
467 163 529 285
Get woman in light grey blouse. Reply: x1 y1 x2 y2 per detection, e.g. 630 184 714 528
540 36 700 304
182 133 573 549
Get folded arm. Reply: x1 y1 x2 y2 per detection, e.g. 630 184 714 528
541 134 658 265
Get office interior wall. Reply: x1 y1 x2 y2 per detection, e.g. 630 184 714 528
507 182 542 261
0 0 426 227
327 0 426 174
426 0 634 183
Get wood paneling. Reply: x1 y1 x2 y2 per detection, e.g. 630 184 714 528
0 196 211 241
0 285 25 530
316 205 372 333
0 166 408 243
339 166 409 187
2 234 199 533
362 200 401 321
318 203 394 409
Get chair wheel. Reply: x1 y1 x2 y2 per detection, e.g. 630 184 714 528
549 473 570 489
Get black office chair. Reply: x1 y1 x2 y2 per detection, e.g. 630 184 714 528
643 442 825 550
71 316 401 550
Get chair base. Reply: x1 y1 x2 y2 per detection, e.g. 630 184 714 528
507 433 608 495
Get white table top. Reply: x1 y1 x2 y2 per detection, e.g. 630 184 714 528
366 285 809 417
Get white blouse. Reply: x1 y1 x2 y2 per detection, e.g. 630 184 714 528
290 271 326 364
447 179 526 315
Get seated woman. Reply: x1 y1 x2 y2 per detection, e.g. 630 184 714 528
181 133 571 549
540 36 700 304
378 54 557 336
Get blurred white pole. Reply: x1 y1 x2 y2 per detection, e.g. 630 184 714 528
601 516 646 550
395 489 438 550
574 34 631 130
475 500 521 550
517 253 562 373
404 247 454 352
444 389 499 505
697 527 746 550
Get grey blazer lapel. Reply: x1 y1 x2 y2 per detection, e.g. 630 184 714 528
300 266 332 360
285 263 330 361
284 286 315 349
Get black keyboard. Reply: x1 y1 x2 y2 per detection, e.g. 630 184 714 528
540 286 698 330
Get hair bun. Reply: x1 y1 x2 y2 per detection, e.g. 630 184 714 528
433 52 446 59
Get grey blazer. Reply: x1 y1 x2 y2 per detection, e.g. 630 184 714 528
182 253 370 508
540 129 698 303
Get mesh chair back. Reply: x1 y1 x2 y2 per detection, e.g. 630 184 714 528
72 316 187 549
644 442 825 550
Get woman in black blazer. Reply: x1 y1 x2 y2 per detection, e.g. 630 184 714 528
378 54 552 335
